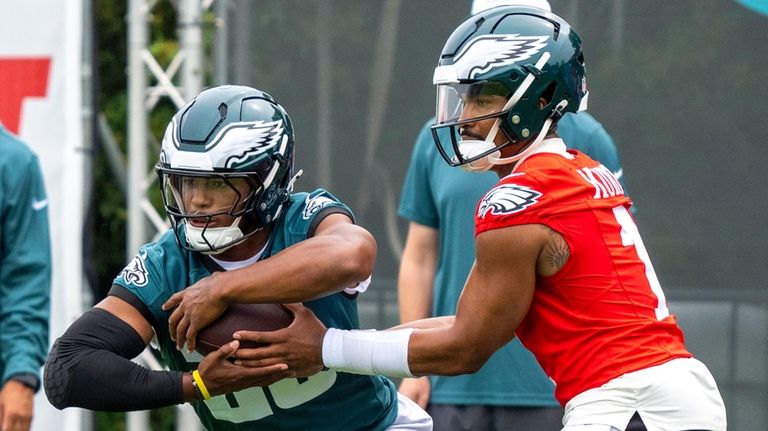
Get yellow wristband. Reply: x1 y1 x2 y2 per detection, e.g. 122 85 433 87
191 370 211 400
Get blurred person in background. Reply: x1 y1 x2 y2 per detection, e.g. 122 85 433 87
234 5 726 431
0 124 52 431
397 0 626 429
44 85 431 430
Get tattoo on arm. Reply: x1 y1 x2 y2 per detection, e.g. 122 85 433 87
540 225 570 272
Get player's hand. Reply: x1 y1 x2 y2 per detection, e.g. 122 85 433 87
197 340 289 396
163 273 228 352
231 303 327 378
0 380 34 431
398 376 431 409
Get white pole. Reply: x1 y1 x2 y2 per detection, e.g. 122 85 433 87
180 0 204 98
127 1 150 429
128 0 148 256
214 0 229 85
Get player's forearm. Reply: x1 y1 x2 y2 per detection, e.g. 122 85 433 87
406 325 493 376
397 262 434 323
44 309 184 411
219 232 376 303
321 317 484 378
391 316 453 331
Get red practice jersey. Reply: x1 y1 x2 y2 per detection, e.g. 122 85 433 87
474 142 691 405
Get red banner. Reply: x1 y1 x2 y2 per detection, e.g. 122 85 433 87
0 58 51 134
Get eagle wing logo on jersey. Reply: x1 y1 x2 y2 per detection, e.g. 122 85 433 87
303 195 335 220
119 251 149 287
478 184 542 218
454 34 549 79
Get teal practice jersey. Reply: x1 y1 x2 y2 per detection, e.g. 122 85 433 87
114 189 398 430
0 125 51 388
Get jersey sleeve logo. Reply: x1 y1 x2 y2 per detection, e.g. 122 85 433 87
478 184 542 218
32 198 49 211
119 251 149 287
302 195 335 220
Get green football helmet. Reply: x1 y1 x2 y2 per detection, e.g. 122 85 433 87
431 5 587 171
156 85 298 254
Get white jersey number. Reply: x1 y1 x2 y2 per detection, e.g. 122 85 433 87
204 370 338 423
612 205 669 320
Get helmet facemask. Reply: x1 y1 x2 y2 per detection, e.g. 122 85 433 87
158 155 276 254
432 52 557 172
431 6 587 172
157 85 298 255
432 81 511 171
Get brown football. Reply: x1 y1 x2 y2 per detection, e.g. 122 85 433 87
195 303 294 355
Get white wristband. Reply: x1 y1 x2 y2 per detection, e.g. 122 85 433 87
322 328 415 378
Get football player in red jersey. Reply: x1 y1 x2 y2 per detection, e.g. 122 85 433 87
237 6 726 431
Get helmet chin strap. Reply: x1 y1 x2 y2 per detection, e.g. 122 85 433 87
286 169 303 193
488 117 553 166
185 216 245 255
187 166 305 255
271 168 303 223
459 141 501 172
488 99 568 168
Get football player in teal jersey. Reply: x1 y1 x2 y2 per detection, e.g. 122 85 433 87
44 85 432 430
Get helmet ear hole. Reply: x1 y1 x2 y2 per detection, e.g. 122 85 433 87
539 82 557 109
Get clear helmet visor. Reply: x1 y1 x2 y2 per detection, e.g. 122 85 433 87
435 81 510 125
162 173 257 218
433 81 512 170
160 171 263 254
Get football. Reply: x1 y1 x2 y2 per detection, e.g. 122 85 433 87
195 303 294 355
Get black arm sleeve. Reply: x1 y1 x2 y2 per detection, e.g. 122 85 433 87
108 284 158 328
307 206 354 237
43 308 184 411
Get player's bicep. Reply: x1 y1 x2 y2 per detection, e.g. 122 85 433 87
307 205 353 237
306 212 377 295
312 212 367 239
96 294 155 344
313 213 377 264
44 306 180 410
454 224 545 352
